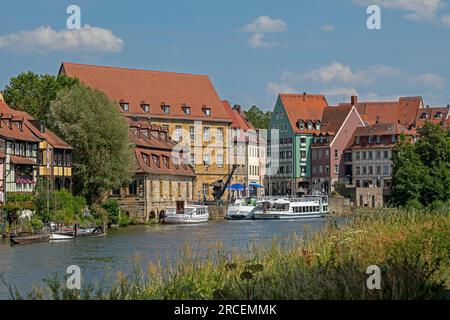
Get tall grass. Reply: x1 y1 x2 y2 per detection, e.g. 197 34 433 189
9 208 450 300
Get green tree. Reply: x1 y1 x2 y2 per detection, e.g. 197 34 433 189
390 139 428 207
391 123 450 208
49 84 134 204
244 106 272 129
3 72 79 124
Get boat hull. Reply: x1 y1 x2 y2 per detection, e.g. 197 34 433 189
163 214 209 224
10 233 51 245
254 213 325 220
226 206 256 220
50 232 75 241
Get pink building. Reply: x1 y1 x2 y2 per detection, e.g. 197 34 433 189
310 103 366 193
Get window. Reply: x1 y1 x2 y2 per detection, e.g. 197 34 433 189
128 180 138 195
362 151 367 160
325 165 329 174
307 122 313 130
368 136 373 144
143 154 149 165
287 151 293 158
189 126 196 141
376 136 381 144
319 165 323 173
175 125 182 141
203 153 210 166
120 103 129 112
182 105 191 115
189 153 195 166
325 150 329 158
162 156 169 168
356 166 361 175
335 165 339 174
355 136 360 144
202 183 209 197
376 151 381 159
355 151 360 161
141 104 150 113
384 150 389 159
368 151 373 160
391 135 397 143
362 166 367 175
435 112 443 119
368 166 373 175
203 107 211 116
162 104 170 114
334 149 338 158
301 166 307 174
152 155 160 167
383 165 389 176
216 153 223 168
316 122 321 130
203 127 210 141
300 150 306 159
300 137 307 144
376 166 381 175
217 128 223 142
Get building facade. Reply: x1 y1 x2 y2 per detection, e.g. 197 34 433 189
223 101 266 197
109 119 195 222
310 103 366 194
60 62 233 201
267 93 327 196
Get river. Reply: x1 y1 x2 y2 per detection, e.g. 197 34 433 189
0 217 343 299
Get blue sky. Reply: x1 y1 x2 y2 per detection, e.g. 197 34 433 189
1 0 450 109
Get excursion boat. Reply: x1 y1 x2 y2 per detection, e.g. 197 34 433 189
254 196 329 220
10 229 51 245
226 197 259 220
163 201 209 225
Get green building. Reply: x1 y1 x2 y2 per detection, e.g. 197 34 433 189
266 93 328 196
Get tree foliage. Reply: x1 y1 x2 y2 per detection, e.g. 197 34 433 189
244 106 272 129
49 84 134 203
3 72 79 124
391 122 450 208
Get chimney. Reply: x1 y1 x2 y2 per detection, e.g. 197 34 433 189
351 95 358 106
234 104 242 114
0 92 4 102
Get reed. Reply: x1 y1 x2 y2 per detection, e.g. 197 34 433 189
10 207 450 300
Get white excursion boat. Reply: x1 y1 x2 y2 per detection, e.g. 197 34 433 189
226 197 259 220
254 196 328 220
163 201 209 225
50 231 75 241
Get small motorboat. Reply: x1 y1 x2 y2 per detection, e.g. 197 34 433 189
163 201 209 224
10 229 51 245
50 231 75 241
75 225 105 237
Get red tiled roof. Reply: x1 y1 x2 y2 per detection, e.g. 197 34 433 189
135 148 195 177
415 107 450 127
222 101 255 130
353 123 416 137
339 96 422 126
10 155 37 165
320 104 353 135
279 94 328 134
0 101 71 149
60 62 233 123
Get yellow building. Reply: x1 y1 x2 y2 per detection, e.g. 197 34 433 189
60 62 233 200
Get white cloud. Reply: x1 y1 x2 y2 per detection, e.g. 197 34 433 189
0 25 124 53
241 16 287 49
408 73 444 89
241 16 287 33
248 33 279 49
298 62 401 85
266 82 299 96
320 24 335 32
321 87 358 98
353 0 443 21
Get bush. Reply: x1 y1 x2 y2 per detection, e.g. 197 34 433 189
102 199 120 226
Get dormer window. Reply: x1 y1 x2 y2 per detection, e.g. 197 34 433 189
141 104 150 113
307 122 313 130
182 104 191 115
162 156 169 168
420 112 428 119
152 155 160 168
298 121 305 130
376 136 381 144
368 136 373 144
143 154 149 165
202 106 211 116
435 112 443 119
120 102 129 112
315 122 321 130
355 136 360 144
391 135 397 143
161 104 170 114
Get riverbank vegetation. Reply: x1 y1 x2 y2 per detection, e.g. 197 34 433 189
9 206 449 300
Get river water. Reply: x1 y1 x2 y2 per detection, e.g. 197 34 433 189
0 217 343 299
